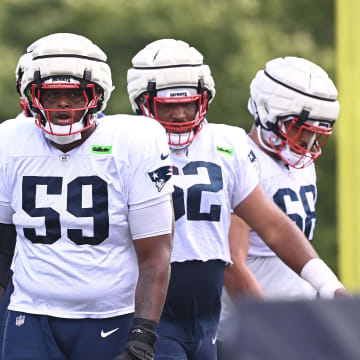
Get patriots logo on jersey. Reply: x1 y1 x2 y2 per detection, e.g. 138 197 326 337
148 166 172 192
248 150 259 173
248 150 257 162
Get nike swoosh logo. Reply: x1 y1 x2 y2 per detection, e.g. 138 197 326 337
211 336 217 345
101 328 119 338
161 153 169 160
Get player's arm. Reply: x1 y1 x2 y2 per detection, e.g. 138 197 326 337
0 223 16 300
114 196 173 360
224 214 263 299
132 230 173 322
234 184 346 298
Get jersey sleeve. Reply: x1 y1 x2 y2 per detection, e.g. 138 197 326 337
0 164 14 224
230 128 260 208
127 118 174 206
0 122 15 224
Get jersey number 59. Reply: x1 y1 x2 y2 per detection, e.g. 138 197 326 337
22 176 109 245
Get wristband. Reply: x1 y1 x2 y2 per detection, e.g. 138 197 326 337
125 317 158 359
300 258 344 299
132 317 157 333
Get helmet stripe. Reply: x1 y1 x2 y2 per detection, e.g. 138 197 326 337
33 54 107 63
133 63 202 70
264 70 337 102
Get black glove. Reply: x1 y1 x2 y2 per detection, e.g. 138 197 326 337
113 318 158 360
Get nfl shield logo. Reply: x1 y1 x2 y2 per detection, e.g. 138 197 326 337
15 314 25 327
59 154 71 163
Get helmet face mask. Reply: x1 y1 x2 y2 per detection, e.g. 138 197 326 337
28 77 102 137
264 115 334 169
137 87 209 147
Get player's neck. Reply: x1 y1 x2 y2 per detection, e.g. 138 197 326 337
249 126 263 149
50 125 97 153
249 126 279 161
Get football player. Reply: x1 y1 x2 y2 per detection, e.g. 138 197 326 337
0 50 36 360
127 40 346 360
0 33 174 360
218 56 341 357
15 52 33 117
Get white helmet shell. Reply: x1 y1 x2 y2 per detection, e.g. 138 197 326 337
127 39 215 113
21 33 113 112
249 56 340 129
15 53 32 86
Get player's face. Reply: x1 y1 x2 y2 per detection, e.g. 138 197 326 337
284 122 314 152
40 88 87 125
155 101 198 132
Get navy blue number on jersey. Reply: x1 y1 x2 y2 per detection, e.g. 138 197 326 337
273 185 316 239
172 161 223 221
22 176 109 245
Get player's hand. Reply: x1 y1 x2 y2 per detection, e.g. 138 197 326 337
334 287 351 298
112 341 153 360
113 318 158 360
112 338 155 360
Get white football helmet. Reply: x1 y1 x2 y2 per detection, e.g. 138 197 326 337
249 56 339 168
15 53 32 116
127 39 215 148
21 33 113 144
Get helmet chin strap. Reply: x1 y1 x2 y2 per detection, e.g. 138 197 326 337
43 111 89 145
169 132 193 150
280 145 304 167
44 122 83 144
256 126 279 153
256 126 304 167
42 110 97 145
257 125 304 167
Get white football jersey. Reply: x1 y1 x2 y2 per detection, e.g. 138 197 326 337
15 112 27 120
219 135 318 339
247 136 317 257
0 115 173 319
170 121 259 263
7 113 26 273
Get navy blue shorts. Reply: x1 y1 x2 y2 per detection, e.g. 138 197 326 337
0 271 14 360
155 260 225 359
155 332 217 360
3 310 133 360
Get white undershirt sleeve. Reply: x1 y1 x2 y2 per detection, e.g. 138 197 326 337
0 203 14 224
128 194 173 240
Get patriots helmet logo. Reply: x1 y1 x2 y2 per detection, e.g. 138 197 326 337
148 166 172 192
